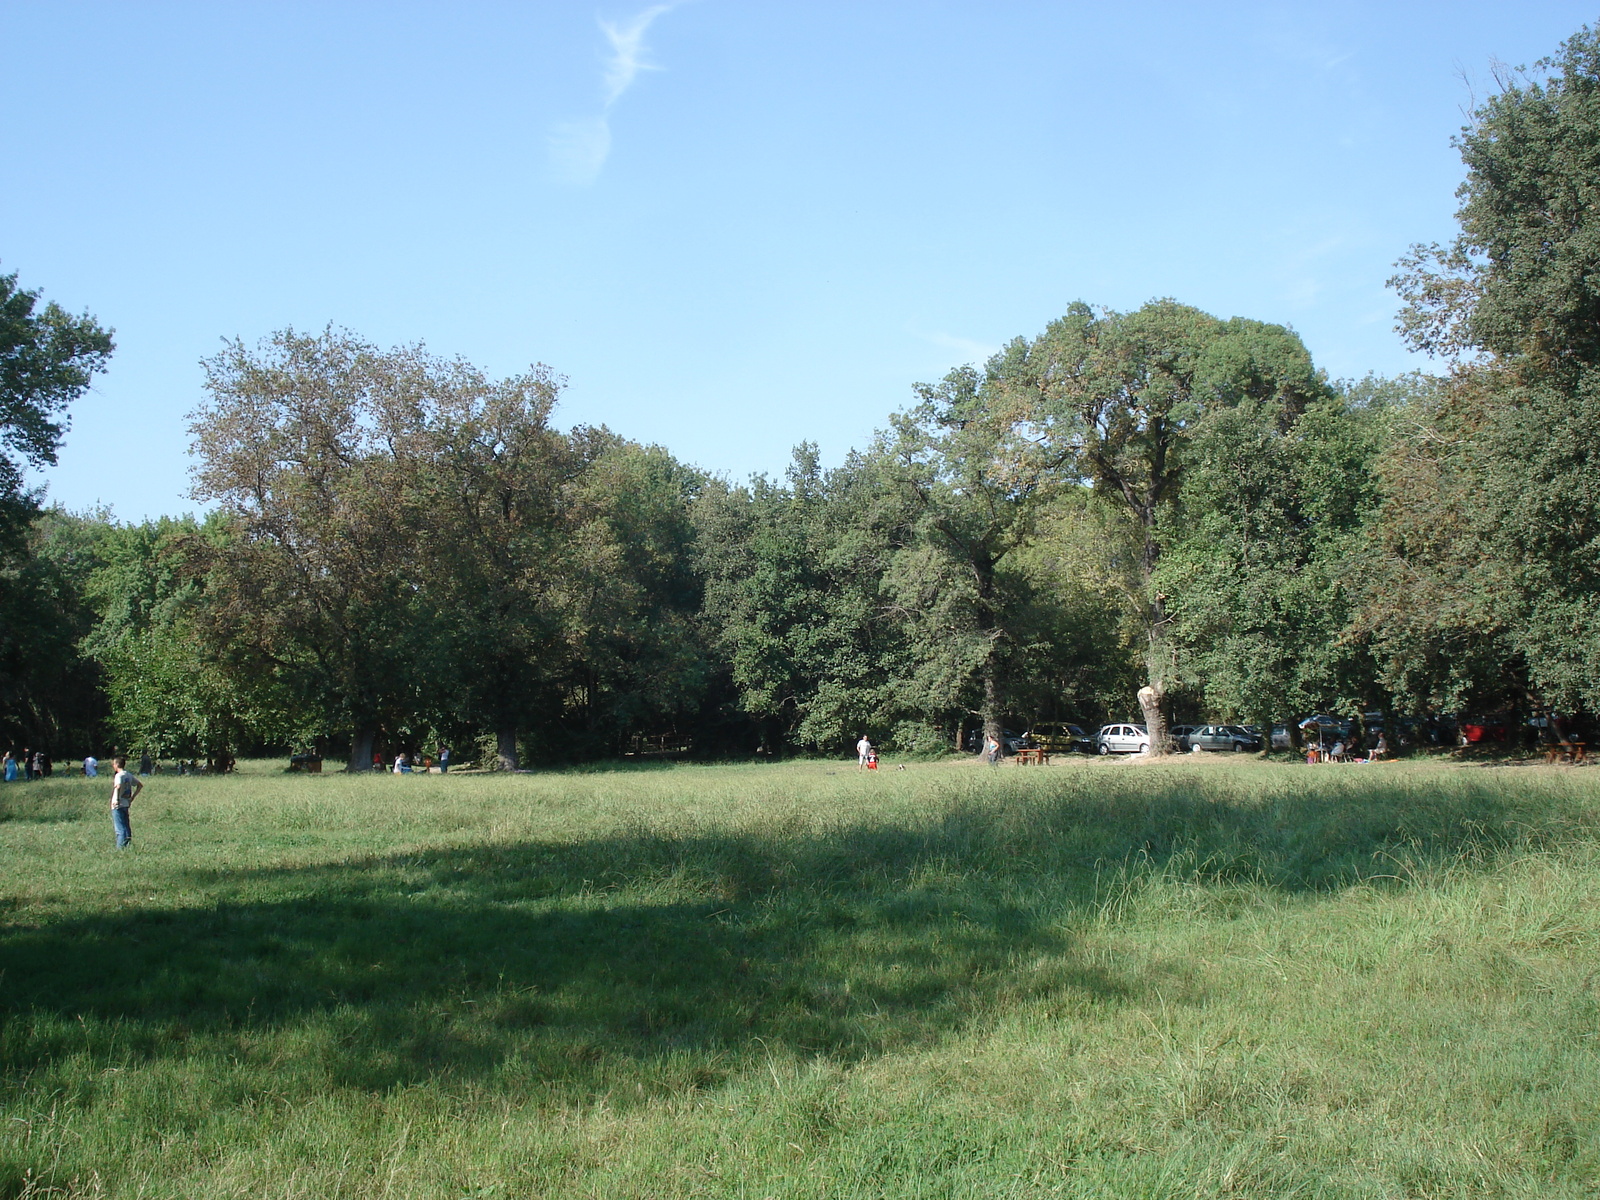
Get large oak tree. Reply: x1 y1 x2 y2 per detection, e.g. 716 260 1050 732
986 300 1327 752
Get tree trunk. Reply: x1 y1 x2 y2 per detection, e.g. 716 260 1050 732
497 726 520 772
347 725 376 773
981 661 1005 759
1137 683 1166 755
1252 711 1273 755
1137 510 1173 755
1138 606 1173 755
976 555 1006 759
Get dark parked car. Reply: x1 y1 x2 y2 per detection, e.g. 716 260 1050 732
1169 725 1200 751
1188 724 1263 752
962 729 1026 753
1023 723 1097 754
1297 714 1351 744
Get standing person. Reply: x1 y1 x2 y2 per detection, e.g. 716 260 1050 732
438 744 450 774
30 750 43 780
3 752 14 782
83 753 98 778
19 749 31 781
856 735 873 770
139 750 152 775
109 755 142 849
984 733 1002 765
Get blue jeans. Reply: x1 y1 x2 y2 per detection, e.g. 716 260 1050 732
112 806 132 849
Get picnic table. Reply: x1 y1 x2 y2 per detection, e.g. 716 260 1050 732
1544 741 1587 764
1012 747 1050 765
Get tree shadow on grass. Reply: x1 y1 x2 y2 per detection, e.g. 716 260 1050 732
1 773 1579 1100
2 825 1124 1099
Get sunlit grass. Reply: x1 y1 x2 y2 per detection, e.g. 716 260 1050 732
3 756 1598 1197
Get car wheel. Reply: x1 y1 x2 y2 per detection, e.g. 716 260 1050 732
1138 743 1149 754
1097 743 1109 755
1191 743 1202 754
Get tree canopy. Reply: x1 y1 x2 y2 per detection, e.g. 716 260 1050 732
9 20 1600 764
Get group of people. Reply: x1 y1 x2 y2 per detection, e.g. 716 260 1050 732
1308 731 1390 763
383 746 451 774
2 749 53 781
3 748 143 848
2 750 161 780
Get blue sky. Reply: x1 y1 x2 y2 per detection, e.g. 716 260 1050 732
4 1 1596 519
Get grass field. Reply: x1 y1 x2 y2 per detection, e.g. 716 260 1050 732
3 754 1598 1198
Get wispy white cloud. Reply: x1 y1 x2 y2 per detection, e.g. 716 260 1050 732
547 3 681 186
600 4 675 107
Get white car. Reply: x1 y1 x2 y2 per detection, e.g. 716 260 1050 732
1096 723 1150 755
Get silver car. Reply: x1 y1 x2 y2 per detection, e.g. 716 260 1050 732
1096 723 1150 755
1188 724 1262 752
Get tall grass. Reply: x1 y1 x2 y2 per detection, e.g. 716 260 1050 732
3 758 1598 1197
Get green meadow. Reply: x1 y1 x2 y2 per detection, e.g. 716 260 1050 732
3 756 1598 1198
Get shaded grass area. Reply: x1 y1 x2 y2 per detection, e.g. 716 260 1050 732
3 761 1599 1196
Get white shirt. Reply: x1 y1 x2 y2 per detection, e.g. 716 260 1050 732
111 768 139 809
84 756 98 777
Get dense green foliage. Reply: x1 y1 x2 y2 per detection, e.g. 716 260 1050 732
0 269 113 546
6 21 1600 762
1384 23 1600 722
0 270 113 750
968 300 1334 751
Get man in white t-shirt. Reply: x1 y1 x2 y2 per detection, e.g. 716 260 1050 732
109 755 142 849
856 735 873 770
83 755 98 778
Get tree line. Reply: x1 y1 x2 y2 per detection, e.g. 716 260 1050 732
5 23 1600 767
